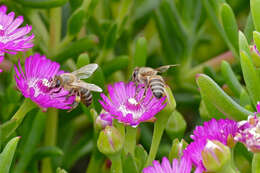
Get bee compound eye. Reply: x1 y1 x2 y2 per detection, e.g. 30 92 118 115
55 79 61 87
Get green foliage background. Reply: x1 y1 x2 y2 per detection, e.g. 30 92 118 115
0 0 258 172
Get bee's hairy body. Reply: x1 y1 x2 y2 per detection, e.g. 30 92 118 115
132 67 167 99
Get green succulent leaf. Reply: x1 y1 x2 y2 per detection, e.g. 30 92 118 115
102 55 129 77
200 91 226 120
251 0 260 32
0 119 17 143
122 153 138 173
239 31 251 57
131 37 147 72
16 0 68 8
76 53 90 68
196 74 251 120
67 8 86 36
34 146 63 161
53 36 98 63
220 3 239 55
0 137 20 173
244 13 254 42
221 61 243 97
14 111 46 173
240 51 260 107
253 31 260 53
134 145 148 172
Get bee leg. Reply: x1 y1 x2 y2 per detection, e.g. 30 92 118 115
67 91 81 112
67 101 79 112
65 88 77 100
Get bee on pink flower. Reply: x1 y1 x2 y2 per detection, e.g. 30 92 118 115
14 53 75 110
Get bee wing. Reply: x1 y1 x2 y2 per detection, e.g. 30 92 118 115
155 64 179 73
71 64 98 79
71 81 103 92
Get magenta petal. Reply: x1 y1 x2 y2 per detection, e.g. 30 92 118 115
14 53 75 109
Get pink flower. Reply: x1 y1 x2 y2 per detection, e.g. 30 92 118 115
235 115 260 152
183 139 206 173
184 118 239 172
191 118 238 145
14 53 74 110
0 5 34 71
143 156 192 173
99 82 166 127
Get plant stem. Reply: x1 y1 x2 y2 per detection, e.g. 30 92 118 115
109 153 123 173
41 108 58 173
11 98 35 127
252 153 260 173
145 114 170 166
41 7 61 172
124 126 137 156
48 7 61 56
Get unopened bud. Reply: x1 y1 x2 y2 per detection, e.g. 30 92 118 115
166 111 187 139
169 138 188 162
202 140 231 172
96 112 113 129
97 126 123 155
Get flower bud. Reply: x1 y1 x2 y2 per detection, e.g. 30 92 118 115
169 138 188 162
95 112 113 130
202 140 231 172
97 126 123 155
166 111 187 139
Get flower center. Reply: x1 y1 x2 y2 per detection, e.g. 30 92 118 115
125 98 141 111
128 98 138 105
118 97 143 120
28 78 52 97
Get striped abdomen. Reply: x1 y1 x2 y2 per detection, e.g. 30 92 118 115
148 76 165 99
80 88 92 107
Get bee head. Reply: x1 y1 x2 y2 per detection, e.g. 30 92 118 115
51 76 62 88
131 67 140 82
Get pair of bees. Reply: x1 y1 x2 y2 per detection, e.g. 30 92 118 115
50 64 177 111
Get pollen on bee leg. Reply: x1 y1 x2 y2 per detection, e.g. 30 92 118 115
75 95 81 102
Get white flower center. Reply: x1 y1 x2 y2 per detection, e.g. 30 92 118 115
118 97 144 120
128 98 138 105
28 78 51 97
0 24 3 30
42 78 51 87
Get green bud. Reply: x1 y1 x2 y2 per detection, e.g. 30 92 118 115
165 111 186 140
169 138 188 162
202 140 231 172
97 126 123 155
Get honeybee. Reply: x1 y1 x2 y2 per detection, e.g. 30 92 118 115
131 65 178 99
50 64 102 111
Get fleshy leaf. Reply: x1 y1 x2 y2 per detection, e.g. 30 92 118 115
240 50 260 107
196 74 251 120
0 137 20 173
